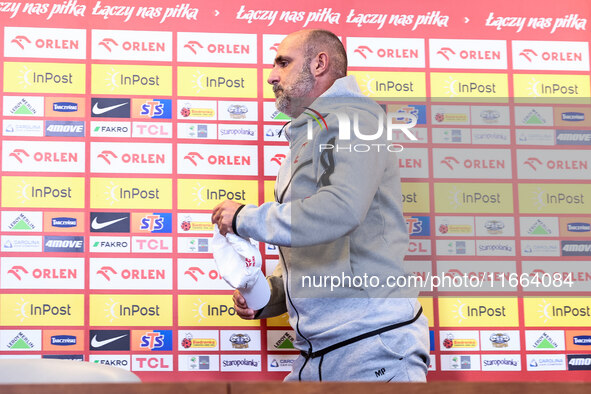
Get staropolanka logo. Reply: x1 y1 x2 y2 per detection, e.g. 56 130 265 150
305 106 417 152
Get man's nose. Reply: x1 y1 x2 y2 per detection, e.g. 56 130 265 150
267 67 279 85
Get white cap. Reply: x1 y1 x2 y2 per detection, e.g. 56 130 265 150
212 225 271 310
239 270 271 310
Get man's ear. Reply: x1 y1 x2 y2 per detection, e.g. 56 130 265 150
312 52 329 77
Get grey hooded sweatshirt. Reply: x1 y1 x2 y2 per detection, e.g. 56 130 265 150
235 75 429 381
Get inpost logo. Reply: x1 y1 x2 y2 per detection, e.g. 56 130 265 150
91 64 172 95
4 62 85 94
401 182 430 213
524 298 591 327
348 71 426 99
2 176 84 208
439 297 519 327
90 295 171 326
177 179 258 210
435 183 513 213
177 67 257 98
90 178 172 209
178 295 260 327
0 294 83 326
514 74 591 104
430 72 508 101
519 184 591 214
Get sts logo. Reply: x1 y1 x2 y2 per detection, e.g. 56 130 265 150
132 213 172 233
132 330 173 351
406 216 430 236
132 99 172 119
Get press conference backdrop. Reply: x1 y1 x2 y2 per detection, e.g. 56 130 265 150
0 0 590 382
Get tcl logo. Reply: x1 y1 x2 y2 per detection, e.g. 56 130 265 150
96 266 166 281
7 265 77 280
133 237 170 252
11 36 79 50
9 149 78 163
183 41 250 55
523 157 588 171
519 49 583 62
99 38 166 53
133 356 172 371
184 267 223 282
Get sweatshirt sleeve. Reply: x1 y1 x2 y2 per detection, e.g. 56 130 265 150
236 108 394 248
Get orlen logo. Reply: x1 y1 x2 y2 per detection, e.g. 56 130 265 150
440 156 506 170
184 266 223 282
183 41 250 55
436 47 456 61
513 41 589 71
183 152 250 166
8 148 78 164
178 33 256 64
271 154 286 165
10 35 80 50
430 39 507 69
96 150 165 165
96 266 165 281
7 265 77 281
523 157 588 171
354 45 419 60
183 152 204 166
98 38 166 53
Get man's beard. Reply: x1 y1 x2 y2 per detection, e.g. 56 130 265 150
273 65 315 117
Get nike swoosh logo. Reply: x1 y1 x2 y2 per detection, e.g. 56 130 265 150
91 334 127 348
91 216 127 230
92 102 128 115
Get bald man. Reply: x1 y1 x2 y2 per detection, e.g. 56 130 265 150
212 29 429 382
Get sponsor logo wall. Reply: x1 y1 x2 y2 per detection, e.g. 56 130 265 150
0 0 590 383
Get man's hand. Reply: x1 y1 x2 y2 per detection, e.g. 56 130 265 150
211 199 242 235
232 289 258 319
